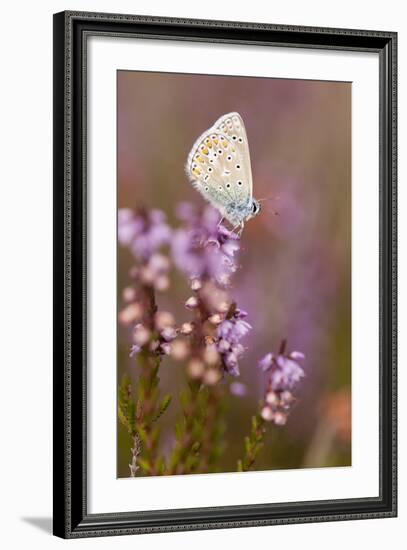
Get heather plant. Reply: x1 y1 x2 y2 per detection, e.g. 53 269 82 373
118 203 305 477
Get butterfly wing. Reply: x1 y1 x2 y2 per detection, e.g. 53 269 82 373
186 113 253 224
213 112 253 200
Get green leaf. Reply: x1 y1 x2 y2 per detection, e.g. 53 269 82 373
137 458 152 474
244 436 251 455
153 394 172 422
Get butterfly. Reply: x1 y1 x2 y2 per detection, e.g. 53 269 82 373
185 112 261 234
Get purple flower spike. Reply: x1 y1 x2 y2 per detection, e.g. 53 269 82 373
258 342 305 425
216 309 252 376
171 204 241 286
269 357 305 390
259 348 304 391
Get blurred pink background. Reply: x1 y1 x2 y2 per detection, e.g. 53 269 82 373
117 70 351 476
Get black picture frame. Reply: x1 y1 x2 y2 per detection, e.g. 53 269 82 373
53 10 397 538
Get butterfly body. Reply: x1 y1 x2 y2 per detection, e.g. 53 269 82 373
186 112 261 233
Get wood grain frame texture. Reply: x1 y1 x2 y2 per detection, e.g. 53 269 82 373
53 10 397 538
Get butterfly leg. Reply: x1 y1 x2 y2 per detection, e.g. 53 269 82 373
217 216 224 228
230 223 240 235
238 222 245 237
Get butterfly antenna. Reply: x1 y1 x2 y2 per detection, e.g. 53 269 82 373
257 194 280 216
257 194 280 203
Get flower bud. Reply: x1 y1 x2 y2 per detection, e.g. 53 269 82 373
160 342 172 355
203 368 222 386
180 322 193 335
185 296 199 309
232 344 245 357
161 326 177 342
171 340 189 361
139 265 155 285
133 324 151 346
208 313 222 325
187 358 205 379
122 287 137 303
290 351 305 360
260 406 274 422
280 390 293 405
265 391 279 406
149 253 170 273
154 311 175 331
118 303 143 325
203 344 220 366
190 279 202 291
217 339 230 353
273 411 287 426
154 274 170 292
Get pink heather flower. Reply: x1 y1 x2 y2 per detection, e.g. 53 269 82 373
216 307 252 376
217 339 230 353
133 324 151 346
185 296 199 309
161 326 177 342
180 322 194 335
154 311 175 331
271 357 305 389
171 204 241 286
259 353 274 371
160 342 172 355
118 208 171 261
258 347 305 390
217 319 252 345
258 342 305 425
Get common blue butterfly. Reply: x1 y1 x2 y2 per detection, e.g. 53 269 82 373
186 112 261 234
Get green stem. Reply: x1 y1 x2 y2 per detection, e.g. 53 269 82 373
196 385 225 473
167 379 203 475
237 414 266 472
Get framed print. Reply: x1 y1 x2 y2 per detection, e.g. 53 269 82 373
53 11 397 538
